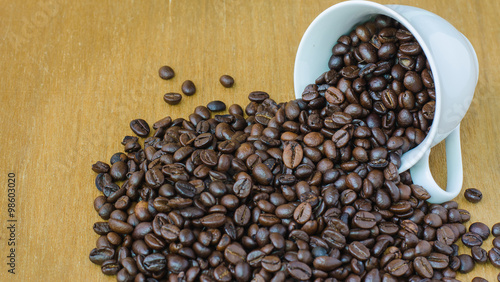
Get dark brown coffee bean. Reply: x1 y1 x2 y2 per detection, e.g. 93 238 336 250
207 100 226 112
386 259 408 277
283 141 303 169
224 243 247 265
159 65 175 80
493 223 500 237
353 211 376 229
200 213 226 228
220 75 234 88
428 252 450 269
462 232 483 247
489 248 500 268
89 248 115 265
469 222 490 240
181 80 196 96
413 256 433 278
130 119 150 137
287 261 312 280
464 188 482 203
458 254 474 273
471 246 488 263
348 241 370 261
164 92 182 105
249 91 270 102
294 202 312 224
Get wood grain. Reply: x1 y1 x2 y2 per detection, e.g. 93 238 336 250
0 0 498 281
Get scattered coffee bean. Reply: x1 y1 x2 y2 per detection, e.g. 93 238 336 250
181 80 196 96
464 188 483 203
220 75 234 88
469 222 490 240
163 92 182 105
158 65 175 80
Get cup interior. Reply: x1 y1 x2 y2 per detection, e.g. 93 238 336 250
293 1 441 173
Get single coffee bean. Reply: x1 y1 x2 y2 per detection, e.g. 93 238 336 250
159 65 175 80
294 202 312 224
471 246 488 263
494 236 500 249
130 119 150 137
164 92 182 105
224 243 247 265
220 75 235 88
464 188 482 203
386 259 409 277
89 247 115 265
182 80 196 96
492 223 500 237
458 254 474 273
413 256 433 278
283 141 303 169
490 248 500 268
462 232 483 247
207 100 226 112
287 261 312 280
469 222 490 240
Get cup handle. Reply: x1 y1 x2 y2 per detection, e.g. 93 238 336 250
409 126 463 203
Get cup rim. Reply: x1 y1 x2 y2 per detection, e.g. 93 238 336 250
295 0 441 172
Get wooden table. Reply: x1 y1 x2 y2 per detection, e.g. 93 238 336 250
0 0 498 281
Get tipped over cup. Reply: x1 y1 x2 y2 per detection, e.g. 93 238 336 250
294 0 479 203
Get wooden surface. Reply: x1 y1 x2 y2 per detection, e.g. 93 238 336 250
0 0 499 281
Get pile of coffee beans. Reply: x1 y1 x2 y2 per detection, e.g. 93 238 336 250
89 15 498 281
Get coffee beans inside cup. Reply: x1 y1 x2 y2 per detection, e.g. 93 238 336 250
90 15 496 281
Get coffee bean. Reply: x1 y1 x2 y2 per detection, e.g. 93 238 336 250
413 256 433 278
164 92 182 105
494 236 500 249
207 100 226 112
220 75 235 88
386 259 409 277
182 80 196 96
469 222 490 240
89 247 115 265
462 232 483 247
294 202 312 224
472 278 488 282
224 243 247 265
490 248 500 268
471 246 488 263
492 223 500 237
283 141 303 169
159 65 175 80
458 254 475 273
353 211 376 229
464 188 482 203
348 241 370 261
287 261 312 280
130 119 150 137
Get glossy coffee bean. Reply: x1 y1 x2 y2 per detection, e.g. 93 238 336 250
159 65 175 80
464 188 482 203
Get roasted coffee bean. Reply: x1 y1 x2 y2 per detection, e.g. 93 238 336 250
164 92 182 105
288 261 312 280
462 232 483 247
386 259 409 277
458 254 474 273
89 247 115 265
490 248 500 268
130 119 150 137
464 188 482 203
469 222 490 240
181 80 196 96
207 100 226 112
471 246 488 263
224 243 247 265
220 75 235 88
413 256 433 278
159 65 175 80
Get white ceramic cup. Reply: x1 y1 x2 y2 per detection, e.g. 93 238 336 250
294 0 479 203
